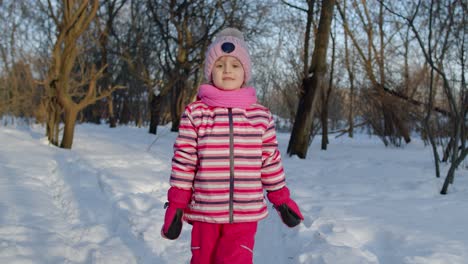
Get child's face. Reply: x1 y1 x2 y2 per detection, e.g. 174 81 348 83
212 56 245 91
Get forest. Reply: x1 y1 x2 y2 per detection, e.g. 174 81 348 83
0 0 466 194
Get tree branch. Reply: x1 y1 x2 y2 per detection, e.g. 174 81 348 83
281 0 308 12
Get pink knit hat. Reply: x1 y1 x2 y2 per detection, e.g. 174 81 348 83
204 28 252 84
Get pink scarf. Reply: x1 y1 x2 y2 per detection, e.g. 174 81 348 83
198 84 257 109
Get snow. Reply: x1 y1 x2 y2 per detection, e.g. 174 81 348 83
0 123 467 264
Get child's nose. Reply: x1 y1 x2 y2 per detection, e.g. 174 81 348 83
224 65 232 73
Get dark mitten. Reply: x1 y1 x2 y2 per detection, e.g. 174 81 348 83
267 186 304 228
161 187 192 240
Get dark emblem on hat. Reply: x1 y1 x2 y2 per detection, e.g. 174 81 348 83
221 42 235 53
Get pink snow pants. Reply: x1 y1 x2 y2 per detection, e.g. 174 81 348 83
190 221 258 264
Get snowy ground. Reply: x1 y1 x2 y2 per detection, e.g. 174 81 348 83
0 123 467 264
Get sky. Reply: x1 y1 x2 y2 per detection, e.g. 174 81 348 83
0 122 467 264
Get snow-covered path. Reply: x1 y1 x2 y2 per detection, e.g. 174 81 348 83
1 124 467 263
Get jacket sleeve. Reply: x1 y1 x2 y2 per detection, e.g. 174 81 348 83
169 106 198 190
260 113 286 191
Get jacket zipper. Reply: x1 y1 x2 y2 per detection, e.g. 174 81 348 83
228 108 234 223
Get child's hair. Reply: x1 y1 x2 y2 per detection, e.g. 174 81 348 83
204 28 252 84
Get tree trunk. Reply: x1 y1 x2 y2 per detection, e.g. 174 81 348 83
303 0 316 77
108 95 116 128
287 0 335 158
120 98 131 125
343 0 354 138
170 78 185 132
321 20 336 150
441 148 468 194
46 97 61 147
149 93 161 135
60 109 78 149
320 101 329 150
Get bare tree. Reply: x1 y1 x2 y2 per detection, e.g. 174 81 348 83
336 0 411 146
320 16 337 150
342 0 356 138
146 0 220 131
383 0 467 194
93 0 127 127
287 0 336 158
282 0 318 79
0 1 38 122
119 0 165 133
41 0 123 149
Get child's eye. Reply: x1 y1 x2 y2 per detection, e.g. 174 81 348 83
232 64 240 68
215 64 223 68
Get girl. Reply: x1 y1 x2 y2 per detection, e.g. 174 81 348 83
162 28 304 264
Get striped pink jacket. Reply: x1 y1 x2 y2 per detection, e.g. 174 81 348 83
170 100 286 224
